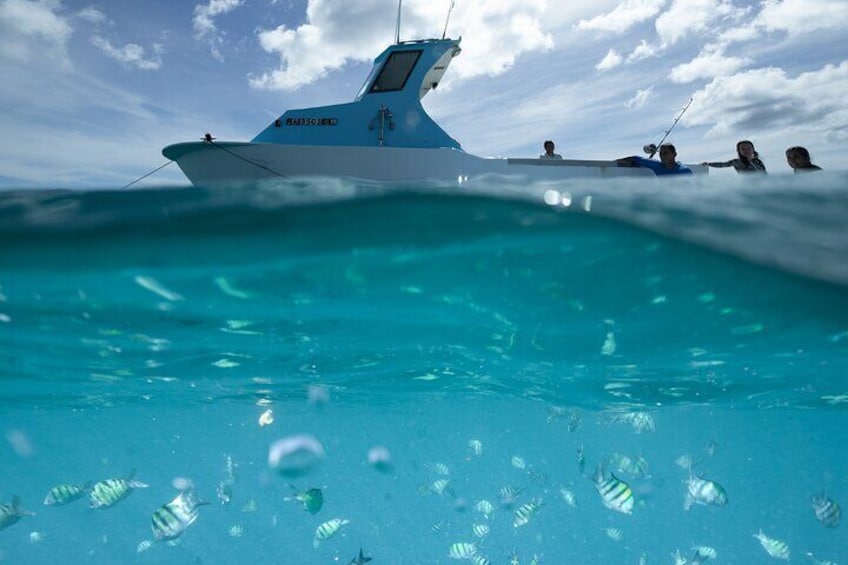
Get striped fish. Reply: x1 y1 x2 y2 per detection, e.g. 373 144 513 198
90 473 148 509
448 542 477 560
44 482 91 506
471 555 491 565
431 479 451 495
137 539 153 553
671 548 711 565
471 523 490 538
692 546 717 560
513 498 544 528
605 527 623 541
151 489 209 541
753 530 790 560
812 493 840 528
499 485 525 509
467 439 483 457
684 474 728 510
474 499 495 519
594 463 634 515
560 486 578 507
430 519 446 534
313 518 349 548
0 496 35 531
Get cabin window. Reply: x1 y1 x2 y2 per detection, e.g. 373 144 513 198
369 50 421 93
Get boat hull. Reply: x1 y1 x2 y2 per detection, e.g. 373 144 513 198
162 142 697 186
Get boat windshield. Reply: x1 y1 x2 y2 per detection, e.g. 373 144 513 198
368 50 421 94
355 64 381 101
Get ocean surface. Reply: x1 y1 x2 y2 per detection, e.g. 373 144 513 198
0 173 846 564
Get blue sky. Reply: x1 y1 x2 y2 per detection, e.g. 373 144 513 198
0 0 845 187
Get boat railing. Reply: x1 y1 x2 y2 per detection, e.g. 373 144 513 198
506 158 619 168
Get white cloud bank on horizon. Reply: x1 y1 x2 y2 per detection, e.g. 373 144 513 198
686 61 848 142
249 0 554 91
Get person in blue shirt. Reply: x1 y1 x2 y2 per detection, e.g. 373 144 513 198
616 143 692 175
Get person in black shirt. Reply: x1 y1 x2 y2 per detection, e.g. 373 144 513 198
702 140 767 173
785 146 822 172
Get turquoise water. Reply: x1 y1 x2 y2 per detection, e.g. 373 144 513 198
0 175 846 564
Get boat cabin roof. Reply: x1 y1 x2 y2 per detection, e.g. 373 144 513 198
356 38 461 102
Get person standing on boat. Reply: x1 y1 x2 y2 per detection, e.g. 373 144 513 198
616 143 692 175
785 146 822 172
701 140 767 173
540 140 563 159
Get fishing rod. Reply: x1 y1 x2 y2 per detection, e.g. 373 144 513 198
643 96 693 158
395 0 402 44
442 0 456 40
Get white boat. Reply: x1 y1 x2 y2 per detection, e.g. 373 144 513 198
163 35 704 185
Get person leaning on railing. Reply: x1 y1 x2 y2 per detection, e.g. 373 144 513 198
540 140 563 160
702 140 767 173
616 143 693 176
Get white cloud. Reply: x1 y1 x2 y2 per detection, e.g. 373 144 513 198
576 0 667 34
193 0 243 61
0 0 73 65
450 6 553 80
250 0 554 91
91 36 163 71
76 6 109 25
627 39 656 61
655 0 746 47
669 47 751 83
626 86 653 108
715 24 760 45
755 0 848 36
685 61 848 142
596 48 623 71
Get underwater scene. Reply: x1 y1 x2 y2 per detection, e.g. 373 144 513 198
0 174 846 564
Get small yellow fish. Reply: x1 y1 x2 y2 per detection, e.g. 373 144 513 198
258 409 274 427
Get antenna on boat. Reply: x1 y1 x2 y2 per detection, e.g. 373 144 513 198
442 0 456 40
643 96 694 158
395 0 402 44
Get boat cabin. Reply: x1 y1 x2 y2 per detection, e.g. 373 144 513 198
252 38 463 150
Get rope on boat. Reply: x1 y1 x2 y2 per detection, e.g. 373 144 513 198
122 134 286 189
205 138 286 178
121 160 174 189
